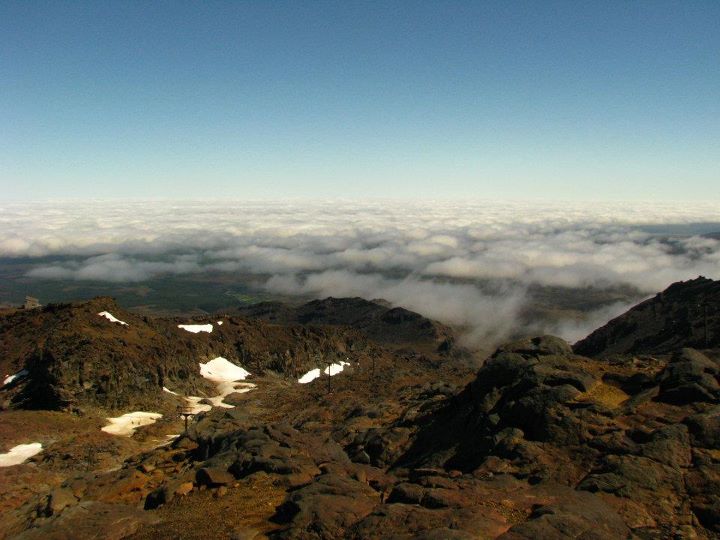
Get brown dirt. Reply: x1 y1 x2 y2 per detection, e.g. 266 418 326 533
127 473 288 540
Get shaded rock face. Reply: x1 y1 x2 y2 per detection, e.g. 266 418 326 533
0 297 369 411
273 474 379 539
657 348 720 404
574 276 720 357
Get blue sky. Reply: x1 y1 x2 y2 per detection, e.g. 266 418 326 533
1 1 718 201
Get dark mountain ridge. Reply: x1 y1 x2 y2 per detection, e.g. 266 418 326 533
574 276 720 357
235 296 457 354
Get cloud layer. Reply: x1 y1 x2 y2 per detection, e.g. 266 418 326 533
3 199 719 347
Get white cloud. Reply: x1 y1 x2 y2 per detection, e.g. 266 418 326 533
265 270 527 347
3 199 719 346
534 300 646 344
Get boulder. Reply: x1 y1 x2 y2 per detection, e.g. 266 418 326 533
685 408 720 448
196 467 235 487
45 488 77 516
273 474 379 539
657 349 720 404
387 482 424 505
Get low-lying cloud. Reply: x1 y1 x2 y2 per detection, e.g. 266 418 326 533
4 199 719 347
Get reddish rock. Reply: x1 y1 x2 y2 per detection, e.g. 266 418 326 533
196 467 235 487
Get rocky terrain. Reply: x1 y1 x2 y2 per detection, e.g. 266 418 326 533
0 297 383 411
0 277 719 539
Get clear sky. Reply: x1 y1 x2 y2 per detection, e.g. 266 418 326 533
1 1 718 201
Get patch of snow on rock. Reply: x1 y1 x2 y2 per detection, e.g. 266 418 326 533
298 368 322 384
98 311 128 326
183 396 213 415
180 357 256 412
3 369 28 387
178 323 213 333
163 358 255 415
299 361 351 384
0 443 43 467
199 357 250 382
101 412 162 437
217 320 224 325
325 361 350 376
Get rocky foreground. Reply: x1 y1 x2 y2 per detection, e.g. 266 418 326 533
0 277 719 539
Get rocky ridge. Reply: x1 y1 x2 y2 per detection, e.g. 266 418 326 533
575 276 720 357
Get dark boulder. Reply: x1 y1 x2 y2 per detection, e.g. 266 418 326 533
272 474 379 539
657 348 720 404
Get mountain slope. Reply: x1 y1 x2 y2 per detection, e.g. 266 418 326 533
0 297 371 411
574 276 720 357
236 296 458 354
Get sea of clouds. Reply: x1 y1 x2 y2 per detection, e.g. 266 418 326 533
2 199 719 346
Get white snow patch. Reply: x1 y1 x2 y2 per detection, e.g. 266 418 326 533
217 320 224 325
149 433 180 449
3 369 28 387
325 361 350 376
183 396 212 415
101 411 162 437
199 357 250 383
178 323 213 333
98 311 128 326
0 443 43 467
298 368 321 384
179 357 255 413
160 357 255 416
298 361 351 384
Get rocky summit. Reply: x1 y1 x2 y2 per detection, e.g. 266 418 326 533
0 278 719 539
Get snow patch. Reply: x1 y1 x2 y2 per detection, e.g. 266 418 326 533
98 311 128 326
196 357 254 409
298 368 321 384
159 357 255 416
0 443 43 467
165 357 255 414
298 361 351 384
217 320 224 325
3 369 28 387
183 396 213 415
325 361 350 376
183 381 256 414
178 323 213 333
101 411 162 437
150 433 180 449
199 357 251 383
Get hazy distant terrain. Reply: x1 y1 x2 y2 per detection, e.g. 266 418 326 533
1 200 718 348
